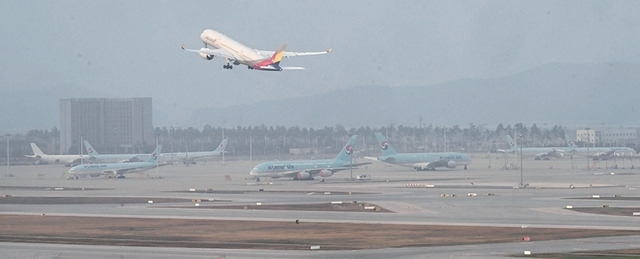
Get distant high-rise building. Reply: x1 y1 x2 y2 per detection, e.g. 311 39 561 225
60 98 153 154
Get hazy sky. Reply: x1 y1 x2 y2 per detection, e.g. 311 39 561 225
2 1 640 131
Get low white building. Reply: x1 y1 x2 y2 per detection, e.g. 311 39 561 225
576 128 638 146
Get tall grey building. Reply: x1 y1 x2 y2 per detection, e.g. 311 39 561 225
60 98 153 154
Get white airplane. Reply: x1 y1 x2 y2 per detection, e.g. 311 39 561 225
181 29 331 71
84 141 145 163
26 143 87 166
499 135 566 160
67 145 162 179
368 132 471 171
85 139 227 164
564 136 636 160
161 138 228 164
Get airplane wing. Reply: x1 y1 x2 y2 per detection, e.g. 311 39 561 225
534 149 563 160
256 48 332 58
181 46 236 60
274 168 339 178
350 162 373 167
108 162 162 175
412 159 458 170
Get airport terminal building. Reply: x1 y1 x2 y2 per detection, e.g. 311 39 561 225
575 128 639 146
59 98 153 154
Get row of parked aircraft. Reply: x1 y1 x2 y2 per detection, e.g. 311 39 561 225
249 133 637 181
26 139 228 179
26 132 471 181
27 139 228 166
25 132 636 181
248 133 472 181
499 135 636 160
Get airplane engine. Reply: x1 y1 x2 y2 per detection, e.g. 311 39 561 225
294 172 312 180
446 161 457 169
199 52 214 60
318 170 333 177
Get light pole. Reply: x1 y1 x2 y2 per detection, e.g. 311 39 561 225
443 126 447 152
4 134 10 177
518 134 524 187
350 137 354 181
113 128 117 154
221 121 226 166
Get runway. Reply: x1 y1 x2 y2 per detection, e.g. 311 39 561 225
1 154 640 257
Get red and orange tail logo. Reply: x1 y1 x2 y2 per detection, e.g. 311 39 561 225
270 44 286 63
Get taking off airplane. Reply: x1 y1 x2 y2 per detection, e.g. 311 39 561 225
182 29 331 71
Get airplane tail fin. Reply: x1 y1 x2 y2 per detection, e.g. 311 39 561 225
333 135 358 163
374 132 398 157
214 138 228 153
30 143 46 156
505 135 519 150
83 141 100 156
253 44 288 70
146 145 163 163
565 135 578 151
270 44 286 64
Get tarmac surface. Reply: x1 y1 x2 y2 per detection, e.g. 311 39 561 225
1 153 640 258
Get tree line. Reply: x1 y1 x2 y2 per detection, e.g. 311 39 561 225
1 123 598 161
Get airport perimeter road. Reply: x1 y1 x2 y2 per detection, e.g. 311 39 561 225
1 154 639 257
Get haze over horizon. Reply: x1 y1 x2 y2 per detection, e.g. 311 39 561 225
2 1 640 132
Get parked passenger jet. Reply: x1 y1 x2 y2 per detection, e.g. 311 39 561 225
249 135 369 181
500 135 566 160
161 138 228 164
84 139 227 164
181 29 331 71
368 132 470 171
67 146 162 179
26 143 87 166
84 141 145 163
564 136 636 159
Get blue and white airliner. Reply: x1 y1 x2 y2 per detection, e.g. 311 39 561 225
249 135 369 181
67 146 162 179
369 132 471 171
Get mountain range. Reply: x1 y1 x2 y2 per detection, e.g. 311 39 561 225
190 62 640 129
2 62 639 132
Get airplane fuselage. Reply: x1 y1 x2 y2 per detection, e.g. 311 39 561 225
249 159 349 179
87 154 145 163
200 29 264 66
503 147 565 155
30 155 87 166
68 161 158 177
568 147 636 156
379 152 471 167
